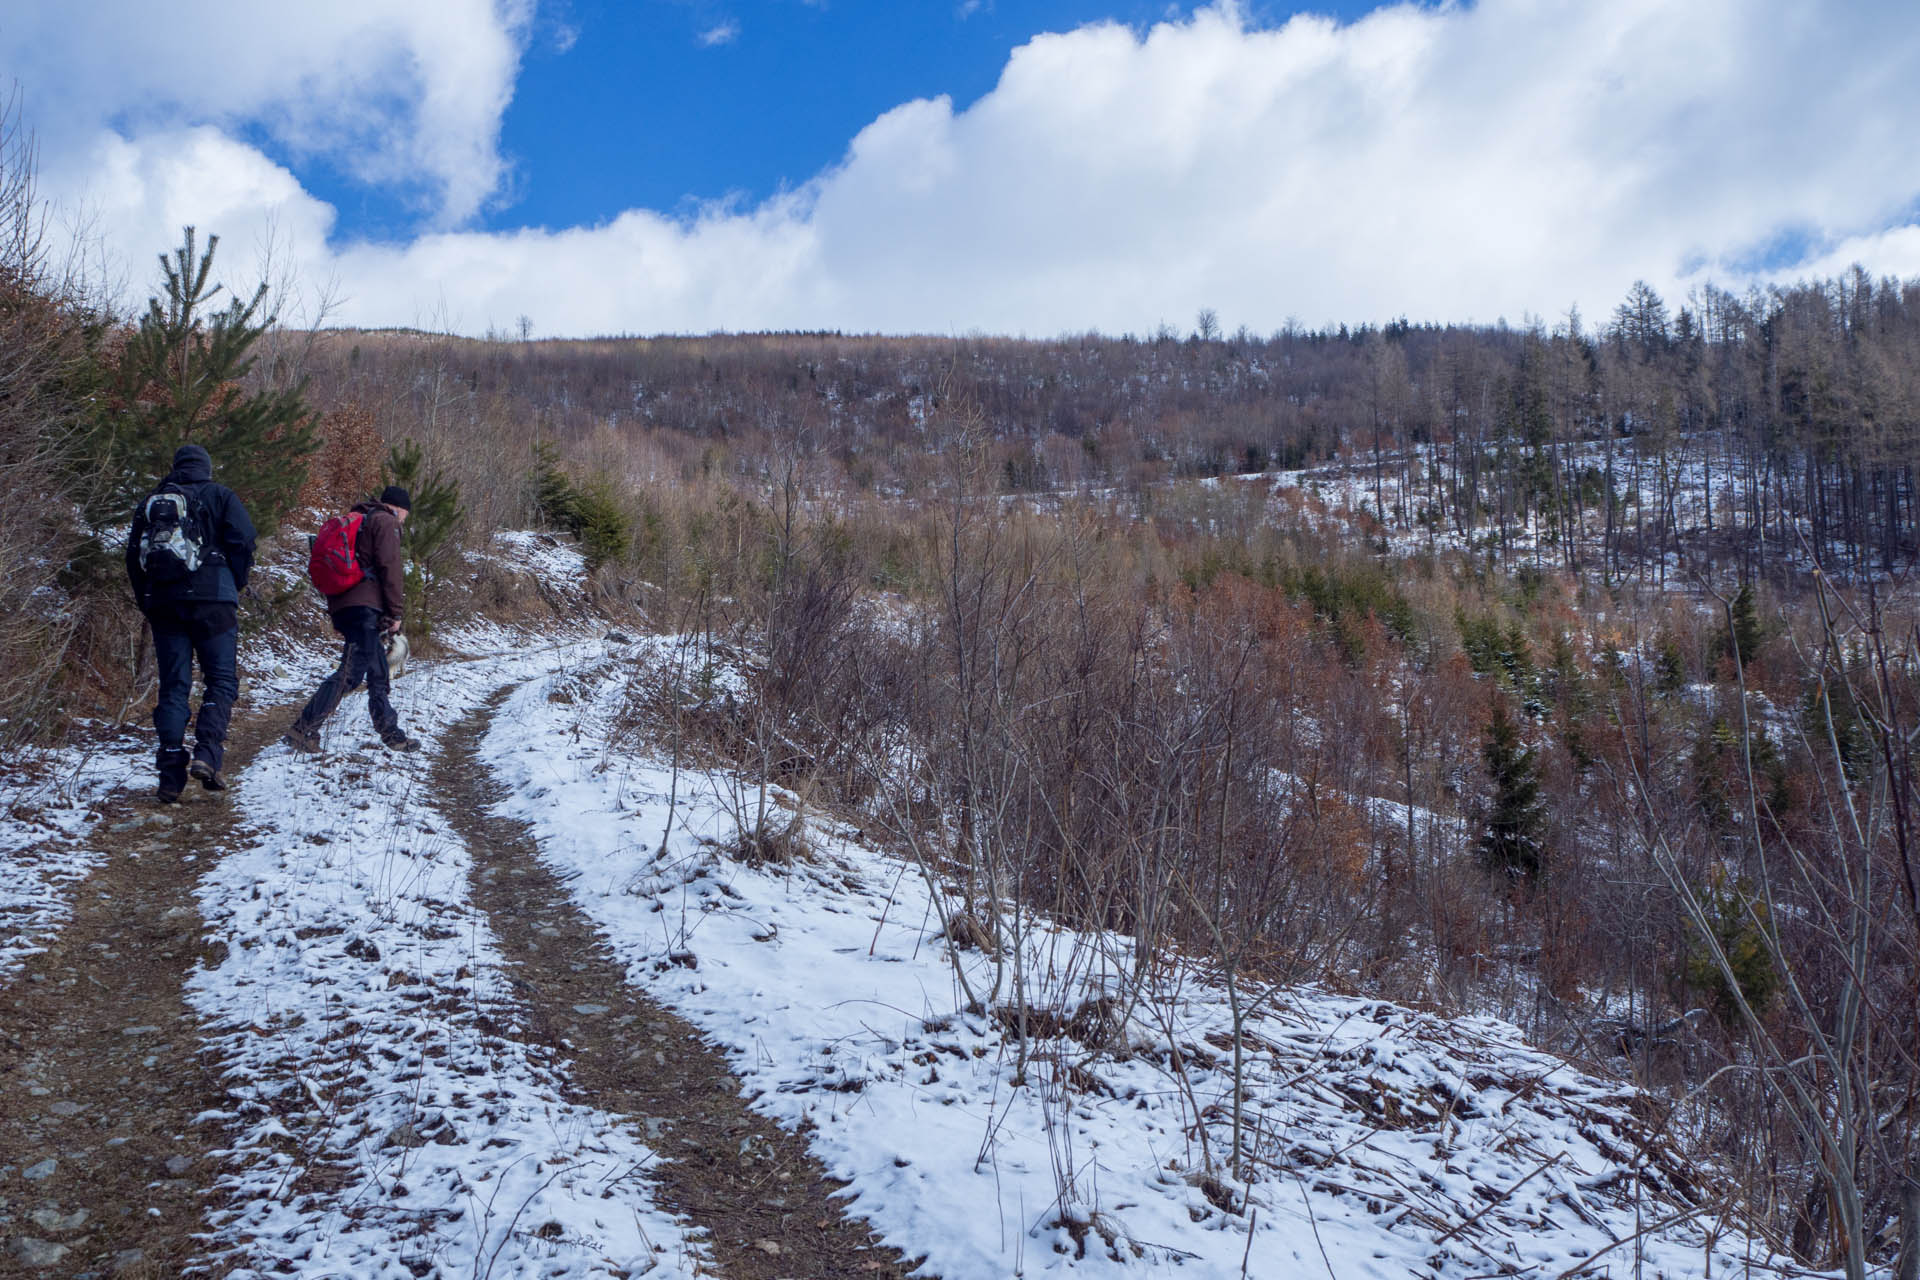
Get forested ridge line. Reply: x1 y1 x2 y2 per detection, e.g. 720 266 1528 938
313 269 1920 581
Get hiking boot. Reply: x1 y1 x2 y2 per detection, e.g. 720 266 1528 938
156 747 189 804
379 730 422 753
282 726 320 753
190 759 228 792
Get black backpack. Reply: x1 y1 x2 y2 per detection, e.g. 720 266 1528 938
138 483 211 585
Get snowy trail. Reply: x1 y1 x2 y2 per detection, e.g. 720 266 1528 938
184 645 708 1279
1 733 163 986
0 696 297 1276
436 689 915 1280
1 623 338 989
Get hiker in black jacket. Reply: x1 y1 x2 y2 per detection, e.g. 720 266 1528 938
125 444 258 802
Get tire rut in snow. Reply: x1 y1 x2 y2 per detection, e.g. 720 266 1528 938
0 701 297 1277
439 689 918 1280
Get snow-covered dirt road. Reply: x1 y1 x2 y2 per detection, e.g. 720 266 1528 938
183 645 712 1278
3 631 1833 1278
4 639 912 1278
0 697 299 1276
438 689 913 1280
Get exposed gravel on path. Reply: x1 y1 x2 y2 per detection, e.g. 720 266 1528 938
0 703 293 1277
439 690 918 1280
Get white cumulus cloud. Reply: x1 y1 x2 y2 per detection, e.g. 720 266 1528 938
9 0 529 242
17 0 1920 336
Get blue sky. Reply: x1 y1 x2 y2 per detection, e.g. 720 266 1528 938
494 1 1372 230
309 1 1381 241
9 0 1920 336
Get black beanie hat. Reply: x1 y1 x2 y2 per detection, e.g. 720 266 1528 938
379 485 412 511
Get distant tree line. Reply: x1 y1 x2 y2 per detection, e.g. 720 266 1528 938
306 266 1920 585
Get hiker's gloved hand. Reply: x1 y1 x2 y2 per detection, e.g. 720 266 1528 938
381 617 403 637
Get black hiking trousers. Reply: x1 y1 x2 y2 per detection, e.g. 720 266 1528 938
291 606 401 741
148 600 239 774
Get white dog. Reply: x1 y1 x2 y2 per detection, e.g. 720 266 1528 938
383 631 410 679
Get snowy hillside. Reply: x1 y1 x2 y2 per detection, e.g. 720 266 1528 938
0 588 1822 1276
479 640 1802 1279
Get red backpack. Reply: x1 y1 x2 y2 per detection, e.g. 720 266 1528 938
308 512 367 596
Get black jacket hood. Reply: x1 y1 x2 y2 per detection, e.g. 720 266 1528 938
167 444 213 485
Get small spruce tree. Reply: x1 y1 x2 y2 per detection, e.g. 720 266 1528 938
1480 698 1547 883
532 441 580 529
531 441 631 572
101 227 316 533
573 480 633 572
1802 671 1871 784
1654 629 1688 694
1683 877 1779 1032
382 439 464 637
1720 582 1766 670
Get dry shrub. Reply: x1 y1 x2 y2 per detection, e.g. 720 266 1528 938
1293 786 1371 890
942 912 1001 956
730 811 809 867
0 102 133 744
298 401 383 509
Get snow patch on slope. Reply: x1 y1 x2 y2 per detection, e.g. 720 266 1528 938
484 643 1807 1279
0 734 142 982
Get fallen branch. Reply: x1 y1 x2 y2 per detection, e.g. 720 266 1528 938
1432 1152 1562 1246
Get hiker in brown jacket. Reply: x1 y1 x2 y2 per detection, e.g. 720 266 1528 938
283 487 422 752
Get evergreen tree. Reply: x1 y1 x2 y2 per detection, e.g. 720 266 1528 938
1720 582 1766 669
1654 629 1688 694
100 227 316 534
532 441 580 530
1683 877 1779 1032
1480 699 1547 882
531 441 631 572
382 439 464 637
1802 670 1871 784
572 480 633 571
1545 630 1586 712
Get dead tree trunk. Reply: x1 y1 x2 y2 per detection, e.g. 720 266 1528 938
1898 1163 1920 1280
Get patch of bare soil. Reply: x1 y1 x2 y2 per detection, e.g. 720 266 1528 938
438 692 919 1280
0 699 298 1277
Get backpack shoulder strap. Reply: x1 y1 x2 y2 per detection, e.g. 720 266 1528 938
179 481 228 563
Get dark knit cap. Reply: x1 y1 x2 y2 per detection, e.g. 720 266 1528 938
379 485 412 511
